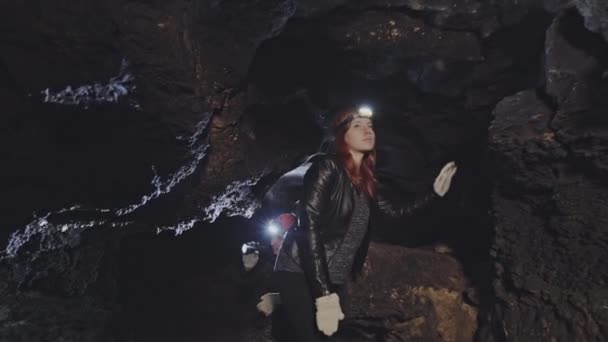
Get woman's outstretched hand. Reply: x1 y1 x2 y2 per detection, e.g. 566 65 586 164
433 161 458 197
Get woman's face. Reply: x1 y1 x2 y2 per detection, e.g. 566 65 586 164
344 117 375 153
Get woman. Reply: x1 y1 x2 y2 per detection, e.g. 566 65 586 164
263 106 457 341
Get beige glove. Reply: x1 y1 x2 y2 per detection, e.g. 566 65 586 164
433 161 458 197
256 292 281 316
315 293 345 336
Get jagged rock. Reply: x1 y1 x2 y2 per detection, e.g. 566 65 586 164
334 0 503 35
552 105 608 180
295 0 495 31
574 0 608 41
1 0 608 341
544 9 608 182
487 89 608 341
544 11 600 113
488 90 564 192
309 9 484 96
327 10 483 62
0 228 121 342
342 242 477 342
465 11 554 110
0 293 115 342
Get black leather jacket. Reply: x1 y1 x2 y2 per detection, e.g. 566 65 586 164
275 153 437 297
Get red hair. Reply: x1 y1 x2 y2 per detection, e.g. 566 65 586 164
332 108 376 199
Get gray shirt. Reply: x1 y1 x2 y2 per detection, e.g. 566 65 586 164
326 190 370 284
273 191 371 285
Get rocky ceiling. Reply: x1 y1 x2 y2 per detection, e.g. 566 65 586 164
1 0 607 341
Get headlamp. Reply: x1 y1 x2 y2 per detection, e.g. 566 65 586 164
241 241 260 255
333 105 374 133
357 106 373 118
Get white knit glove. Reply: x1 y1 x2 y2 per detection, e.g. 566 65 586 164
433 161 458 197
315 293 344 336
256 292 281 316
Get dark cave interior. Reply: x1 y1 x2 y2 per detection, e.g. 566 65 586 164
1 1 608 341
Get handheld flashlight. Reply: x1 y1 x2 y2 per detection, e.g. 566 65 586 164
266 220 281 236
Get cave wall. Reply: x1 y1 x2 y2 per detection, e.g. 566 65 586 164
0 1 607 341
483 10 608 342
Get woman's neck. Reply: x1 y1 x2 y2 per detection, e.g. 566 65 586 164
350 150 364 170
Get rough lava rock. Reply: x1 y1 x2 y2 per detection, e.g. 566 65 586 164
544 11 601 114
342 242 478 342
486 81 608 341
573 0 608 41
1 0 608 341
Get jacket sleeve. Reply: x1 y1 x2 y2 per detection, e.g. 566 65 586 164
376 188 438 218
297 157 336 297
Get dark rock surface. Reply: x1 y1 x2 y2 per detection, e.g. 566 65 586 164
483 9 608 340
1 0 607 341
343 243 477 342
573 0 608 41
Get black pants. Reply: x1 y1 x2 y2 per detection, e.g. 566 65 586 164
272 271 343 342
